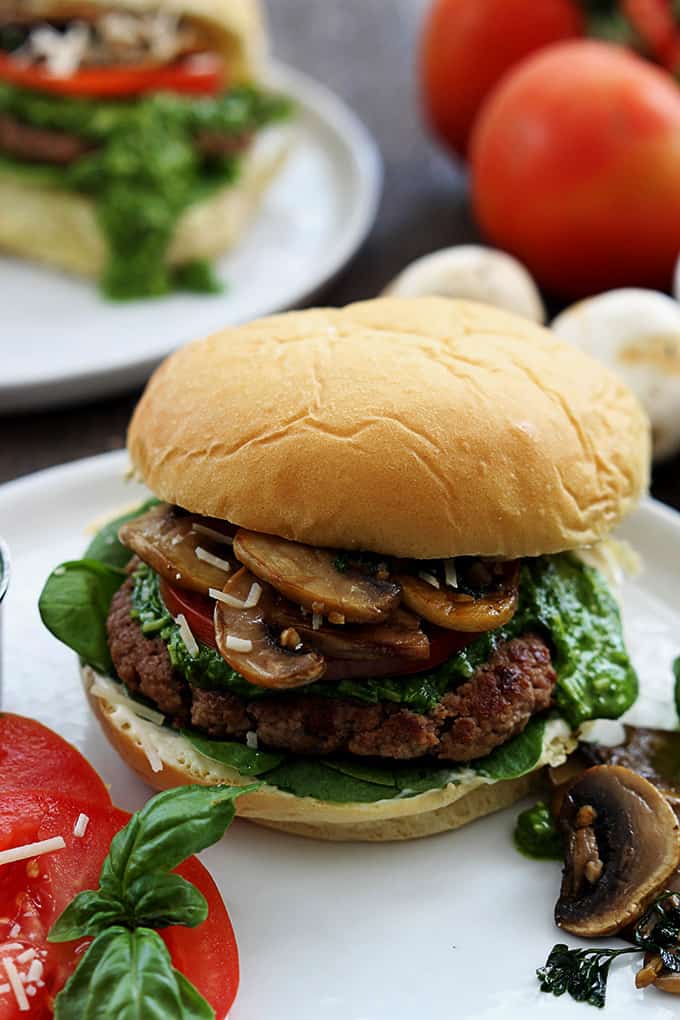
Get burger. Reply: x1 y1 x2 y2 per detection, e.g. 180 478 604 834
0 0 290 298
40 298 650 840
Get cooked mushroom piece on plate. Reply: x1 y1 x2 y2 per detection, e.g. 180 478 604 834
233 529 401 623
555 765 680 938
582 726 680 815
213 567 326 689
119 503 237 595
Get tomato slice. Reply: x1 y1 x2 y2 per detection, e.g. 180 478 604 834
0 53 224 98
0 791 238 1019
160 579 478 677
0 714 111 806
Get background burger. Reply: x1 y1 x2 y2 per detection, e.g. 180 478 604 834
40 297 650 840
0 0 290 298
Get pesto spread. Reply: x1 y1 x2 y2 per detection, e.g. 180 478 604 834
0 81 291 298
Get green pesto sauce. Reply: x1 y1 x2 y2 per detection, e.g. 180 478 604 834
0 81 291 299
514 801 562 860
130 552 638 724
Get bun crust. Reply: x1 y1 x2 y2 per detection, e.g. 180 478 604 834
83 667 574 842
129 297 650 559
0 131 288 279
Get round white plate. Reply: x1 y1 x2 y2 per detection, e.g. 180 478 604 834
0 63 381 413
1 452 679 1020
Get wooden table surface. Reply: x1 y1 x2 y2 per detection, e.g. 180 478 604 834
1 0 679 510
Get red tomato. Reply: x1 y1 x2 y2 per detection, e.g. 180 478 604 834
420 0 584 157
0 53 224 98
623 0 680 72
0 714 110 806
160 579 476 678
471 40 680 297
0 792 238 1019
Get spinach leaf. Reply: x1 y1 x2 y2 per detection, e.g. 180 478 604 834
84 498 159 568
476 718 547 780
53 927 214 1020
38 559 126 674
182 731 285 775
261 759 395 803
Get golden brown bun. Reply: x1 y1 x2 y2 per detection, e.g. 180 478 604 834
0 130 289 279
129 297 650 560
83 667 575 842
3 0 266 79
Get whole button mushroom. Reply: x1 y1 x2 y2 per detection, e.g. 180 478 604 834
552 289 680 461
383 245 545 323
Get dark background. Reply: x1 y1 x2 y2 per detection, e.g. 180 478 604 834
2 0 679 508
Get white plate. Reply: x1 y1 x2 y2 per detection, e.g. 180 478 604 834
1 451 679 1020
0 63 381 413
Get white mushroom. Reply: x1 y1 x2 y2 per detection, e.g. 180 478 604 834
383 245 545 323
552 289 680 461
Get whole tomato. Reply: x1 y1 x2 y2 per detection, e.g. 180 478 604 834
420 0 584 157
470 40 680 297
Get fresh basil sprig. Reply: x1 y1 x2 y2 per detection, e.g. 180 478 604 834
54 927 213 1020
50 784 259 1017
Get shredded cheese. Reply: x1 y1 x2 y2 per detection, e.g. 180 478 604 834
195 547 232 573
25 960 43 985
15 949 35 966
312 612 322 631
2 958 29 1012
225 636 253 653
90 680 165 726
418 571 440 589
0 837 66 867
73 813 90 838
243 582 262 609
192 524 234 546
209 588 245 609
444 559 458 589
0 983 9 995
138 731 163 774
175 614 199 658
246 730 259 750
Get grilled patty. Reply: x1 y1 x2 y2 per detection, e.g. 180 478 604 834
107 578 556 762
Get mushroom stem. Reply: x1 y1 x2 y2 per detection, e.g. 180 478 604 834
635 954 664 989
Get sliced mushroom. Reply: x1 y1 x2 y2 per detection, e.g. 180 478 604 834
119 503 237 595
233 529 401 623
582 726 680 814
213 568 325 690
556 765 680 938
395 561 519 632
266 600 430 662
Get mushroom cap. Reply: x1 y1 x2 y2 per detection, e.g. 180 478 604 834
556 765 680 938
129 297 650 560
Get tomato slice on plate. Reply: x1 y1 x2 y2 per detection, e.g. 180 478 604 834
0 791 238 1019
0 53 224 98
0 714 111 806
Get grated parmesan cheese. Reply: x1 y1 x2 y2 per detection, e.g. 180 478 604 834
418 571 440 589
225 636 253 653
245 731 259 750
209 588 245 609
2 958 29 1012
195 547 232 573
73 813 90 838
444 559 458 589
0 983 9 995
138 732 163 774
243 582 262 609
25 960 43 986
0 837 65 867
175 614 199 658
192 524 234 546
15 949 35 966
312 612 322 631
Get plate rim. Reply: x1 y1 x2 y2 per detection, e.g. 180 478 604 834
0 60 382 413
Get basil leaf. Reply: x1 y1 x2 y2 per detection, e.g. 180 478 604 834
38 559 126 674
182 730 285 775
125 873 208 929
476 718 547 780
101 785 259 896
49 890 126 942
53 927 214 1020
84 498 159 568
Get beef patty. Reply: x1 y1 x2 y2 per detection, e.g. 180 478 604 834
107 578 556 762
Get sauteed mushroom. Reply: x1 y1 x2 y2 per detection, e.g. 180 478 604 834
582 726 680 814
233 530 401 623
266 601 430 662
213 568 326 690
556 766 680 938
396 561 519 632
119 503 237 595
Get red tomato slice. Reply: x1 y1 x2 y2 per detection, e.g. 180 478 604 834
0 792 238 1019
0 53 224 98
160 579 477 677
0 714 111 806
